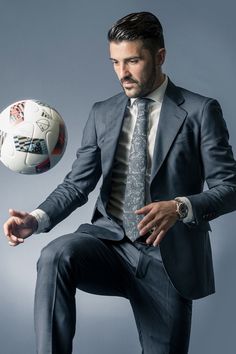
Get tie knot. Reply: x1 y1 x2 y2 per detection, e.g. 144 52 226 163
136 98 151 115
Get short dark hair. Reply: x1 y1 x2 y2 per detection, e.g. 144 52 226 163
107 12 165 54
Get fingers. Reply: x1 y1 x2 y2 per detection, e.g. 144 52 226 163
7 233 24 246
7 233 24 243
3 217 15 239
135 204 152 215
9 209 28 218
152 230 165 247
3 215 24 247
7 234 24 246
136 201 178 246
138 209 158 234
136 206 165 246
8 238 24 247
138 219 157 236
144 222 166 246
136 205 156 235
6 229 24 246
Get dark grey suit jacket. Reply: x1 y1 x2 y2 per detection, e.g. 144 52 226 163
38 80 236 299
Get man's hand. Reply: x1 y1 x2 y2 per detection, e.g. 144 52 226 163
3 209 38 247
135 200 178 247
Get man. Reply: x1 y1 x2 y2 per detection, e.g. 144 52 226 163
4 11 236 354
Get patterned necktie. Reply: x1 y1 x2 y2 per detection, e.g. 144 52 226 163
123 98 150 242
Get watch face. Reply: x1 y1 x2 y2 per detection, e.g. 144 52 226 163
175 199 189 219
179 203 188 218
178 202 188 219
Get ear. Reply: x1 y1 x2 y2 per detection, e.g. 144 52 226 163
156 48 166 66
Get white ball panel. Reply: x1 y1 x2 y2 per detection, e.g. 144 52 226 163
1 134 15 158
25 153 48 166
45 128 60 154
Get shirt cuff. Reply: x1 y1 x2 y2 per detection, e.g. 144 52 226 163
176 197 194 223
30 209 51 234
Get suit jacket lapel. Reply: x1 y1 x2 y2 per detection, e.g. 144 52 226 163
102 93 129 178
150 80 187 184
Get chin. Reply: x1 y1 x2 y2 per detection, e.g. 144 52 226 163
124 88 141 98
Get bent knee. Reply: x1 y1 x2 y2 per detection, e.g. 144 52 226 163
37 234 75 269
36 232 100 270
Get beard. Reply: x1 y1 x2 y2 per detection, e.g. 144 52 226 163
120 66 158 98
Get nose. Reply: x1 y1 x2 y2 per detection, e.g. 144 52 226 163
117 63 130 80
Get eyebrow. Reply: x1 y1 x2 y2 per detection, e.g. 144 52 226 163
109 56 141 61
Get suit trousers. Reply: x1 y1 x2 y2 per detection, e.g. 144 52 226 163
34 230 192 354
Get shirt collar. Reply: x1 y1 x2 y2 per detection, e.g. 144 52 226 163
130 75 168 107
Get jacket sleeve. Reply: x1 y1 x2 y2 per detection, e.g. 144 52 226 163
37 103 102 231
187 99 236 225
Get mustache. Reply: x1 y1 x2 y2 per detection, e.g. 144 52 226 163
120 76 139 85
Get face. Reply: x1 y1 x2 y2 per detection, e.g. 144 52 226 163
109 40 165 98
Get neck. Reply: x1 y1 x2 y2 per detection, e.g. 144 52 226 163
146 73 165 97
154 72 165 90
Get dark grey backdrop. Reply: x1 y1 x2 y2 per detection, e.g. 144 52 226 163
0 1 235 353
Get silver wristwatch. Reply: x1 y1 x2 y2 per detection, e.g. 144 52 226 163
174 198 189 220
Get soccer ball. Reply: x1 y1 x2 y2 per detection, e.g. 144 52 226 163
0 99 67 174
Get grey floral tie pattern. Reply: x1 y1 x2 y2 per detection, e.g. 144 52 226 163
123 98 150 242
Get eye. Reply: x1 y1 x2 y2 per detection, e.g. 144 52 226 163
129 58 139 64
111 59 118 65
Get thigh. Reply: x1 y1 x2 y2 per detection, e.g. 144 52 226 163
128 254 192 354
39 231 131 298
